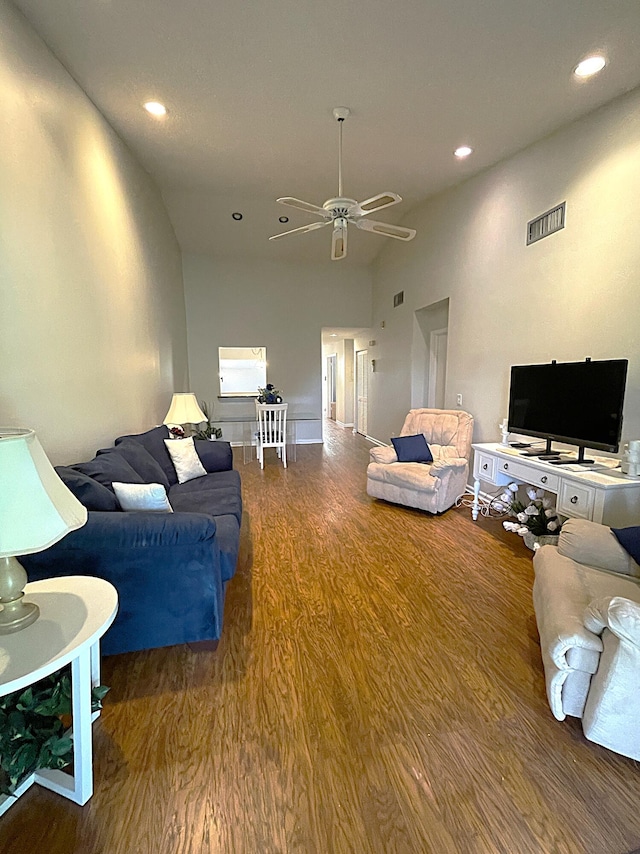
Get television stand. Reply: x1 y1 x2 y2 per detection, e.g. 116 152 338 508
518 439 594 464
472 442 640 528
549 446 594 466
519 437 558 457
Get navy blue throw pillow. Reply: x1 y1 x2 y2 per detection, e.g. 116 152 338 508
193 439 233 473
55 466 119 511
391 434 433 463
611 526 640 565
98 440 170 490
115 425 178 486
72 454 144 493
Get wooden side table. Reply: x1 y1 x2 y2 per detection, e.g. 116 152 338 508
0 576 118 816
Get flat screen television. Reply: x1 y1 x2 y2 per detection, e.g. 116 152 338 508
507 358 628 463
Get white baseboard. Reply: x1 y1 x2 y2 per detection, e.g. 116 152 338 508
336 420 354 429
365 435 387 446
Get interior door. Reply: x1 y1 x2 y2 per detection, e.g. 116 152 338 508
327 355 337 420
427 329 448 409
355 349 368 435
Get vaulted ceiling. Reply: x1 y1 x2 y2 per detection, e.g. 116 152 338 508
12 0 640 265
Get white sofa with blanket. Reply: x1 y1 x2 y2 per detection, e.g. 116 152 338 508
533 517 640 760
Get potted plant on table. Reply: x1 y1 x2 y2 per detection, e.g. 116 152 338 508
257 384 283 404
192 401 222 440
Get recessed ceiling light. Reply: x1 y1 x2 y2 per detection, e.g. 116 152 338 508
574 55 606 78
144 101 167 117
232 212 243 221
330 333 337 337
454 146 473 159
279 216 289 223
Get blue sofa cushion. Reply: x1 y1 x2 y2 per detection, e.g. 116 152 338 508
72 453 144 493
98 439 170 490
55 466 119 511
169 469 241 494
391 433 434 463
611 526 640 565
169 480 242 525
116 425 178 486
193 439 233 473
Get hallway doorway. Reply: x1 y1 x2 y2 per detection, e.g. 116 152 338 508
412 298 450 409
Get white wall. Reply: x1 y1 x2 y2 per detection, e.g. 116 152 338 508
368 86 640 454
183 254 371 443
0 1 188 464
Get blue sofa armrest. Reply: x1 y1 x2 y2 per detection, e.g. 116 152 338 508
21 511 225 656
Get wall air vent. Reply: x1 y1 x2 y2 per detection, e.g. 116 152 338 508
527 202 566 245
393 290 404 307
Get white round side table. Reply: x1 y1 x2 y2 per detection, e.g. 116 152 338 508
0 576 118 815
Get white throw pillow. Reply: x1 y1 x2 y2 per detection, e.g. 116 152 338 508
112 482 174 512
164 437 207 484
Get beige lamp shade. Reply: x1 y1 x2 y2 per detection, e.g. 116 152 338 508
163 393 206 425
0 428 88 557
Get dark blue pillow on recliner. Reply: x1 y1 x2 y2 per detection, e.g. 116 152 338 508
611 526 640 565
391 434 434 463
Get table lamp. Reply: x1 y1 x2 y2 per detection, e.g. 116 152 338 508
0 428 88 634
163 393 206 437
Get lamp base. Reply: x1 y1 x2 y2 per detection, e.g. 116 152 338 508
0 556 40 634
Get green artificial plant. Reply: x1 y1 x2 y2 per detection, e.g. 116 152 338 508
192 400 222 440
0 666 109 796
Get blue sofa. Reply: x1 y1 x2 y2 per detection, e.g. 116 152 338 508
22 426 242 656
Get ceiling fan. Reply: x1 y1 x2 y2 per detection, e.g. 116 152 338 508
269 107 416 261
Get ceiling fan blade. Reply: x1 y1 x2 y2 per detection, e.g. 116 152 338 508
355 218 416 241
349 192 403 216
276 197 330 217
269 220 331 241
331 220 348 260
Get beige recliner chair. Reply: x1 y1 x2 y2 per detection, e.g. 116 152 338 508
533 518 640 760
366 408 474 514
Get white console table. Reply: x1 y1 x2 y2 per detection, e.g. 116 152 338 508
472 443 640 528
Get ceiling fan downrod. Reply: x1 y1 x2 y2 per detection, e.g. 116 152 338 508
333 107 350 198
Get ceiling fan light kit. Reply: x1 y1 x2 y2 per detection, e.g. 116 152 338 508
270 107 416 260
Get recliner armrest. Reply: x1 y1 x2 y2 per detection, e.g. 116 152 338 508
369 445 398 464
559 518 640 578
581 596 640 759
585 596 640 647
430 457 468 474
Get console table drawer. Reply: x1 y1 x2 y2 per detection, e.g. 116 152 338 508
557 481 595 520
494 458 559 492
476 452 499 482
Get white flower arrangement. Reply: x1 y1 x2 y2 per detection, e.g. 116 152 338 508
500 483 562 538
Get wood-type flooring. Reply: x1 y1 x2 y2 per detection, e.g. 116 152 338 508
2 421 640 853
